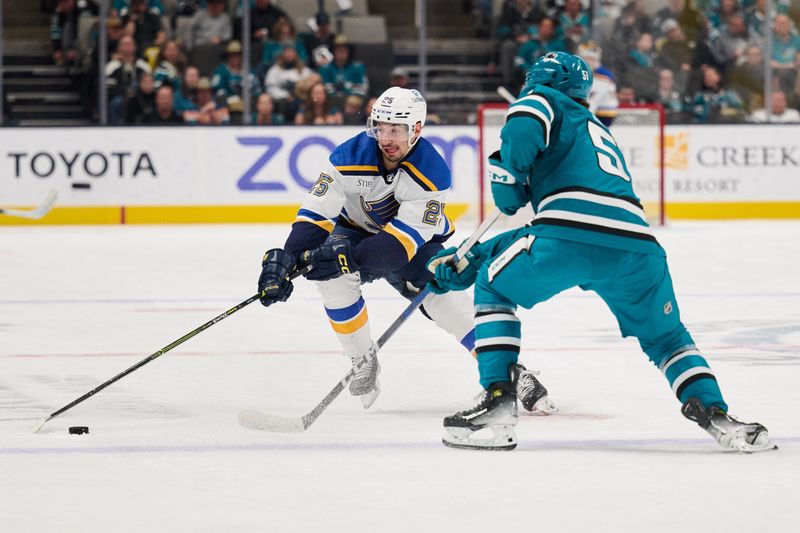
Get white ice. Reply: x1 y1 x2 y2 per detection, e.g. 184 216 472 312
1 221 799 532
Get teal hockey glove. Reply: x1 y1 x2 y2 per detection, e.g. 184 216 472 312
426 244 484 294
488 151 528 216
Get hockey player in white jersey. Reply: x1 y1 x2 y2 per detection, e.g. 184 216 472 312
257 86 557 412
578 41 618 127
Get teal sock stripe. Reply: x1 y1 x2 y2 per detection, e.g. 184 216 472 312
474 308 521 388
660 347 727 411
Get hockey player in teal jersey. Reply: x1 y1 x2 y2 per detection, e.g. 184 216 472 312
429 52 775 452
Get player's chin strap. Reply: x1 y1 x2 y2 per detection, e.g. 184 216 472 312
239 209 504 433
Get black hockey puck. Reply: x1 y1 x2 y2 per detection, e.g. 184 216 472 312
72 182 92 190
68 426 89 435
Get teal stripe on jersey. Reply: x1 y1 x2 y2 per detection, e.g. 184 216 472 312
474 311 521 388
663 355 711 386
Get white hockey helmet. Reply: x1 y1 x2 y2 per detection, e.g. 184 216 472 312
366 87 427 146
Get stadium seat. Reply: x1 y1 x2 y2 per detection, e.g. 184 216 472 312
341 16 388 44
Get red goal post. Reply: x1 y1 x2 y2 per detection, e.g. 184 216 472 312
476 102 666 226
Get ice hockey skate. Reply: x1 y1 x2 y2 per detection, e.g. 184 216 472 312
681 398 777 453
348 343 381 409
514 364 558 415
443 381 518 450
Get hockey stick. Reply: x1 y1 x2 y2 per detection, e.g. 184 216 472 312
0 190 58 220
32 265 312 433
496 85 515 104
239 210 504 433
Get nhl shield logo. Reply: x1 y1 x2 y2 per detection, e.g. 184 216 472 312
663 301 673 315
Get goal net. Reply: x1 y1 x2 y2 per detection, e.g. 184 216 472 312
476 103 666 226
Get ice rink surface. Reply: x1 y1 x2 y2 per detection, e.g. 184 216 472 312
1 220 798 532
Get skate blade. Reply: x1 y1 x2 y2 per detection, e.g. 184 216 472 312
442 425 517 451
723 429 778 453
530 395 558 416
358 379 381 410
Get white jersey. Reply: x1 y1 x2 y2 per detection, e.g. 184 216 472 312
587 66 618 122
292 132 454 261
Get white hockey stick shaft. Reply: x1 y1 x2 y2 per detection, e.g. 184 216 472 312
496 86 515 104
239 210 504 433
0 190 58 220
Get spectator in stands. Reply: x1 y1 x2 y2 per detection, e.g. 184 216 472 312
653 0 686 39
658 68 687 120
301 12 336 70
123 0 167 66
558 0 591 51
142 84 183 124
514 17 567 89
614 0 653 51
364 95 378 116
496 0 544 88
578 41 618 126
113 0 164 17
716 13 759 68
319 35 369 105
50 0 97 66
154 40 187 89
212 40 262 113
261 17 308 69
688 65 744 123
264 43 315 121
191 0 232 48
708 0 742 29
341 94 367 125
106 34 152 124
624 32 659 101
728 45 765 110
748 90 800 123
182 76 231 124
389 67 411 90
617 84 638 105
771 14 800 93
294 81 343 125
744 0 789 39
243 0 288 43
656 19 692 91
125 71 157 124
253 93 286 125
126 0 165 56
174 65 201 114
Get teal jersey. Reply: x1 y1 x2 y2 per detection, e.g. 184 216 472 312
500 84 664 256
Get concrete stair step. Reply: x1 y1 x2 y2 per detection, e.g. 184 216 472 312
17 118 94 127
10 104 87 119
6 92 82 104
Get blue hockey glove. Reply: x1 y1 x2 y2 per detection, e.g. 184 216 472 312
488 151 529 216
258 249 296 307
426 244 484 294
302 241 360 281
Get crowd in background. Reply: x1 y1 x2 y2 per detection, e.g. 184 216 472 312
44 0 800 126
47 0 381 125
490 0 800 123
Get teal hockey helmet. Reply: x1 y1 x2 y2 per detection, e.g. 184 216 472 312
524 51 593 100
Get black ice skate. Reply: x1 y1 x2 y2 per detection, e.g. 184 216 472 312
514 364 558 415
443 381 518 451
681 398 777 453
348 344 381 409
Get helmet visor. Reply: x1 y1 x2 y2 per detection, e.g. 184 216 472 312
366 118 411 142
